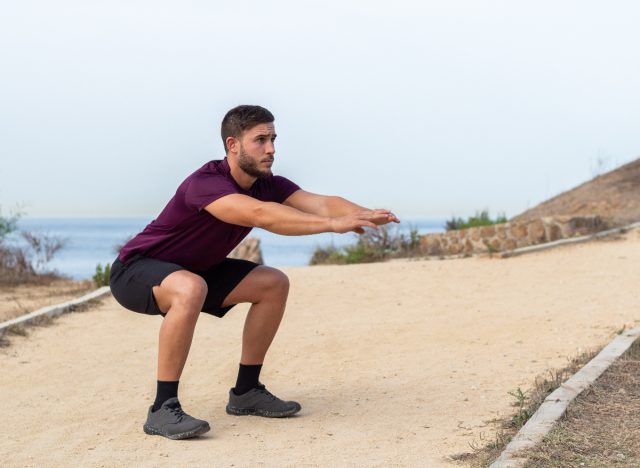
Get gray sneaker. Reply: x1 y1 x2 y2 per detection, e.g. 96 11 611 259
143 397 210 440
226 384 301 418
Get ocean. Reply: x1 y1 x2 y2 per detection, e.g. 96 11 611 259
8 217 446 280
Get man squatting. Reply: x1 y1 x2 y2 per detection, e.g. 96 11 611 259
109 105 400 439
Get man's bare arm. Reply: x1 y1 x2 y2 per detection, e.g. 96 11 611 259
282 190 364 217
283 190 400 224
204 194 383 235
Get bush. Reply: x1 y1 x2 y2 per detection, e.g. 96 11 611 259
0 208 67 285
445 210 508 231
310 225 422 266
93 263 111 287
0 210 20 240
20 231 66 271
309 244 347 265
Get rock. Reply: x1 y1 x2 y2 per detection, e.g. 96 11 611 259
568 215 606 234
510 223 528 240
464 239 474 253
503 238 517 250
495 224 507 240
228 237 264 264
489 238 501 251
420 235 442 255
546 222 562 241
480 226 495 237
449 243 462 255
527 219 545 243
419 235 431 252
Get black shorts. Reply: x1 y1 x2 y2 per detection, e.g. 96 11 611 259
109 254 259 318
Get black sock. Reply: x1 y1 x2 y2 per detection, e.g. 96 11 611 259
153 380 179 412
233 364 262 395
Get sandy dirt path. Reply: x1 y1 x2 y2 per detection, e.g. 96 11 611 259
2 230 639 467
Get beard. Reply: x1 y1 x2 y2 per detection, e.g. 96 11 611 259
238 147 272 179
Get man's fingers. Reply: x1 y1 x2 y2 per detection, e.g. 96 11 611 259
365 212 392 221
358 220 379 230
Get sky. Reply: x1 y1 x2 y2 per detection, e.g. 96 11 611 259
1 0 639 219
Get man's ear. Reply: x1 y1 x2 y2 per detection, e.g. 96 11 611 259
226 136 239 154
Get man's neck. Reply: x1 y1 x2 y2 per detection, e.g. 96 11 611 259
226 156 257 191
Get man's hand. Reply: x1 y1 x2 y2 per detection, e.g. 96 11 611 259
330 209 400 234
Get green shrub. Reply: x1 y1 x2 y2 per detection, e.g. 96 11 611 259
310 225 423 266
93 263 111 287
445 210 508 231
0 209 20 240
309 244 347 265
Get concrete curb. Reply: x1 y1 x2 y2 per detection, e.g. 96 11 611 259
0 286 111 338
500 221 640 258
490 326 640 467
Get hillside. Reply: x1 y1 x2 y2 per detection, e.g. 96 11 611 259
513 158 640 226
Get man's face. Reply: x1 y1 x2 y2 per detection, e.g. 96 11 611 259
236 123 276 179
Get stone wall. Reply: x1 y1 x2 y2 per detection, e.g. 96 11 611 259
419 216 608 256
228 237 264 264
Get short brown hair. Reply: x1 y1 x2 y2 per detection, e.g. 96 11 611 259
221 105 275 152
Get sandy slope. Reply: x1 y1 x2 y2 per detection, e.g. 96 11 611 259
2 230 639 467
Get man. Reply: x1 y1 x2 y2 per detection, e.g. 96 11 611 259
110 105 399 440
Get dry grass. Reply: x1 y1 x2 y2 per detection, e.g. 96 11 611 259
0 279 95 322
0 296 106 348
450 338 640 467
521 338 640 467
452 347 600 467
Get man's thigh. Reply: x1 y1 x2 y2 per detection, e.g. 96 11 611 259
110 255 183 315
198 258 261 317
220 265 289 308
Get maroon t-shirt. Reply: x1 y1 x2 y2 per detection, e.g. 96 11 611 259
119 158 300 270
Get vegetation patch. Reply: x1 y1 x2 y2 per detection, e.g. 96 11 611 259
521 338 640 467
0 207 67 285
0 296 106 348
452 347 599 467
93 263 111 287
446 210 508 231
310 225 421 265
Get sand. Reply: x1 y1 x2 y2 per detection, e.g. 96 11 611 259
2 229 639 467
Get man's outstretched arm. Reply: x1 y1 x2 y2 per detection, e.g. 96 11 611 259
204 193 389 236
283 190 400 225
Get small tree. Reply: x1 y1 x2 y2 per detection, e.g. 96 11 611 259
0 207 20 241
0 207 68 284
20 231 66 272
93 263 111 287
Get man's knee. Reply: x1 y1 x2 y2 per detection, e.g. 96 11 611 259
155 271 208 312
255 266 289 301
261 267 290 299
178 276 208 305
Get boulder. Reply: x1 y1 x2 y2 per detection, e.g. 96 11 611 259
510 223 528 240
527 219 546 244
503 238 517 251
228 237 264 264
546 222 562 242
480 225 496 237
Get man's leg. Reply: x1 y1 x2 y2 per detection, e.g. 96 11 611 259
221 265 289 365
141 270 211 439
153 270 208 380
221 265 301 417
